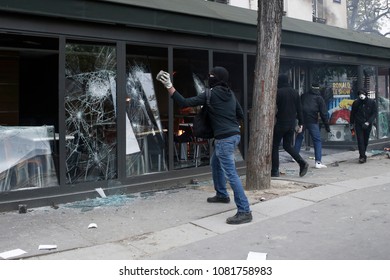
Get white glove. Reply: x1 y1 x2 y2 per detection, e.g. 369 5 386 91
156 70 172 89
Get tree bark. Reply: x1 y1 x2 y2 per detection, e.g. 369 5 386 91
245 0 283 190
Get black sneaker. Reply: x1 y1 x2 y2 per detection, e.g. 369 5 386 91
271 172 280 177
299 162 309 177
359 157 367 163
207 196 230 203
226 212 253 225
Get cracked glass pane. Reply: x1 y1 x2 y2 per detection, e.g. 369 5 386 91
126 62 167 175
65 43 117 184
0 125 57 192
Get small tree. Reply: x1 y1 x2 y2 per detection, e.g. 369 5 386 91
245 0 284 190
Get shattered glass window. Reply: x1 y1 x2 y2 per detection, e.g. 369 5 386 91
0 125 57 191
65 43 117 183
378 67 390 139
125 62 167 175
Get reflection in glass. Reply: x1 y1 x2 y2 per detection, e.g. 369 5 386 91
193 73 206 95
173 49 211 168
310 65 358 142
126 62 167 175
65 44 117 183
0 126 57 192
362 66 378 140
377 67 390 139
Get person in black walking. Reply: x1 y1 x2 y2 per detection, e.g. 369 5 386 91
271 74 309 177
157 66 252 225
350 89 377 163
294 83 331 169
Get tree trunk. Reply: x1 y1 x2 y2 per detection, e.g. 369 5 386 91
245 0 283 190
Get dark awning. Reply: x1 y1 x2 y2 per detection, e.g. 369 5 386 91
0 0 389 58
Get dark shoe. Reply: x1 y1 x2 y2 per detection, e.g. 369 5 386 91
207 196 230 203
359 157 367 163
299 162 309 177
226 212 253 225
271 169 280 177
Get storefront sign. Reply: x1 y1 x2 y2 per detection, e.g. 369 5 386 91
332 81 351 97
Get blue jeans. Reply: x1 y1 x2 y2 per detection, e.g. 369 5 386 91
294 123 322 162
211 135 251 213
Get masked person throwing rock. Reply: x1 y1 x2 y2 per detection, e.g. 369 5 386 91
156 67 252 225
350 89 377 163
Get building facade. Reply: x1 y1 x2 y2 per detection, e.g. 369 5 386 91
0 0 389 211
228 0 348 28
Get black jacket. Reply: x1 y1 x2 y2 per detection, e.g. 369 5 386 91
275 81 303 127
300 88 329 127
350 97 377 126
171 85 243 139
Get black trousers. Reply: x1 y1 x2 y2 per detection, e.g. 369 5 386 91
272 123 305 174
355 123 372 159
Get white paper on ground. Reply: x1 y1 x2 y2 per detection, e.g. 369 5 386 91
38 245 57 250
247 251 267 260
95 188 106 198
0 248 27 259
88 223 98 229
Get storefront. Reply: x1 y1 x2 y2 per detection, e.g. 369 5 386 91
0 0 389 210
280 62 390 145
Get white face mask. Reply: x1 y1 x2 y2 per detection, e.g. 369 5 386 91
359 94 366 100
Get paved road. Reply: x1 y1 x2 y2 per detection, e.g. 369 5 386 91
0 149 389 260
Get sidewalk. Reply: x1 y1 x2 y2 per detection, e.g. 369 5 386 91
0 148 389 260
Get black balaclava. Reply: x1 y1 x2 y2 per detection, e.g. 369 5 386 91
209 66 229 88
277 74 289 88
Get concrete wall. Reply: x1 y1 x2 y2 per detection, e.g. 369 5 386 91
229 0 249 9
325 0 347 28
285 0 313 21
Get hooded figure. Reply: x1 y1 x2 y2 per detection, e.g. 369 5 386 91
272 74 308 178
300 83 330 129
156 66 252 225
209 66 229 88
294 82 330 169
358 89 368 100
277 73 289 88
350 88 377 163
311 82 320 92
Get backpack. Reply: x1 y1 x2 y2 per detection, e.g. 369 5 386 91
192 89 214 139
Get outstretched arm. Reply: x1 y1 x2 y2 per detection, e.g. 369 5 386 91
156 70 206 108
318 96 330 132
156 70 175 96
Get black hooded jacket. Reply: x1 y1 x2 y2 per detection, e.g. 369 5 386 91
171 85 243 139
300 87 329 126
275 75 304 127
350 97 377 126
